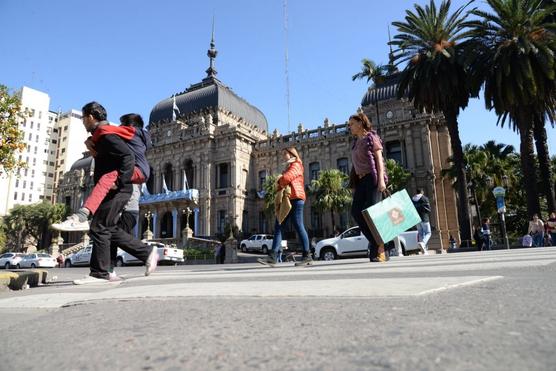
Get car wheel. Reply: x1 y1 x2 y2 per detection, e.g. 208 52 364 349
320 247 337 261
241 244 246 252
31 263 36 268
261 245 268 254
4 262 9 270
64 260 72 268
116 258 124 267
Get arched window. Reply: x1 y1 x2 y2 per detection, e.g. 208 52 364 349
336 158 349 174
184 159 194 189
160 211 173 238
309 162 320 181
146 166 155 194
163 163 173 191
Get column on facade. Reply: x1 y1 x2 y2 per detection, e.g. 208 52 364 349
172 207 178 238
152 211 158 238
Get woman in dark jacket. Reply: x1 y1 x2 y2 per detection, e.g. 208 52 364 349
348 112 388 262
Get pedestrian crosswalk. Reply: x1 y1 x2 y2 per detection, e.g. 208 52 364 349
0 248 555 309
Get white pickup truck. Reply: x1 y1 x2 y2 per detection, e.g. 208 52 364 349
116 241 185 266
239 234 287 254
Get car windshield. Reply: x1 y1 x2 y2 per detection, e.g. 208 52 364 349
38 254 50 258
342 228 361 238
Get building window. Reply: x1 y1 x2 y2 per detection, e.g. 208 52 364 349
51 139 57 144
35 135 39 143
61 148 65 153
258 170 267 190
217 210 226 234
15 179 19 188
30 121 34 129
28 194 32 202
28 133 32 141
26 145 30 152
34 146 37 154
22 181 26 189
386 141 404 165
21 193 25 201
13 192 17 200
183 159 194 189
163 163 173 191
311 208 322 236
217 163 230 189
337 158 349 174
259 211 268 234
22 120 26 127
37 123 40 130
309 162 320 181
31 170 35 177
24 169 28 176
62 136 67 142
30 182 33 190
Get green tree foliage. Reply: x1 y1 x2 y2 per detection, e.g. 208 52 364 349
385 159 411 193
309 169 352 232
0 85 27 175
465 0 556 217
3 203 67 252
262 174 280 222
352 58 387 84
390 0 476 242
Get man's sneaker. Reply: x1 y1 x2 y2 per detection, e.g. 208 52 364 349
145 246 159 276
73 275 111 285
257 256 276 267
294 256 313 267
108 271 122 282
418 242 429 255
52 215 89 232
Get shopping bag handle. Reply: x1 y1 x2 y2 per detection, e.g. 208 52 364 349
381 189 391 198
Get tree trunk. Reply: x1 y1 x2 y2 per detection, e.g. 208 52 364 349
518 113 541 218
444 109 472 243
533 116 556 214
330 210 336 235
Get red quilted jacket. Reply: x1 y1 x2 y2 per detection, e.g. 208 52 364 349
278 159 306 201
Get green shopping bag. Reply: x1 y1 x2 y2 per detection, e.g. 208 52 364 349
362 189 421 245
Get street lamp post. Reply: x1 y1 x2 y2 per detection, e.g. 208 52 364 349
492 177 510 250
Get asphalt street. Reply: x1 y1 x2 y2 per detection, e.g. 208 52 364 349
0 248 555 371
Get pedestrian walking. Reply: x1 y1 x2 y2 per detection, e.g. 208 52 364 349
53 113 152 231
412 188 431 255
528 214 545 247
347 112 388 263
547 212 556 247
258 147 312 267
72 102 157 284
481 218 492 251
56 254 65 268
473 224 483 250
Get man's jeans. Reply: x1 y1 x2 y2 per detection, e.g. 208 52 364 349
417 222 432 249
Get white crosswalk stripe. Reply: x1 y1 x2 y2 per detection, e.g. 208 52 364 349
0 248 554 309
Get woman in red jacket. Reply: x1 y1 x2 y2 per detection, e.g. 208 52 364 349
258 147 312 266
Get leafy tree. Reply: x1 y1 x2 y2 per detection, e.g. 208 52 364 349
385 159 411 193
390 0 476 242
309 169 352 233
466 0 556 218
0 85 27 175
262 175 280 222
4 203 67 252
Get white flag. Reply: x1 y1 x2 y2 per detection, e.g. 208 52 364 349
162 176 169 193
172 95 180 121
141 183 150 196
182 169 189 191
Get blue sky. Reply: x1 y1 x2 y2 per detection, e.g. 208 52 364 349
0 0 553 153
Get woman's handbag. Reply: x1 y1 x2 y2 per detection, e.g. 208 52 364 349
361 189 422 245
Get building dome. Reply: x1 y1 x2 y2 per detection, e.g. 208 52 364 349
149 34 268 133
69 155 93 172
149 77 268 133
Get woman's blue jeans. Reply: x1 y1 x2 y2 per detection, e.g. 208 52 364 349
271 199 310 257
532 232 544 247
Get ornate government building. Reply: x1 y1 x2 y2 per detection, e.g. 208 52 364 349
57 38 459 251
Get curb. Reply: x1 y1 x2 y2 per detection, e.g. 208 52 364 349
0 269 49 291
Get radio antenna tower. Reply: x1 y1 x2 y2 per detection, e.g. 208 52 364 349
283 0 291 132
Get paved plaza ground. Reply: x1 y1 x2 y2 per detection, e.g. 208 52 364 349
1 248 555 370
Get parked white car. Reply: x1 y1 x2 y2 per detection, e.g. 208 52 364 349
116 241 184 266
0 253 24 269
65 245 93 267
240 234 287 254
314 227 420 261
17 253 57 268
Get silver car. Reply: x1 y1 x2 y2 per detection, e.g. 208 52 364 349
0 253 24 269
315 227 420 261
17 253 57 268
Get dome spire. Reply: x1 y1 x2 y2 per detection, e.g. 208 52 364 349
206 16 218 78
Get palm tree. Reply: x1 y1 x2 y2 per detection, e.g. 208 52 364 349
262 175 280 223
390 0 476 242
385 159 412 193
466 0 556 218
309 169 352 234
352 58 387 84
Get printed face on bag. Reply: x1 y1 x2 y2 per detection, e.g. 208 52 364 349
389 208 405 225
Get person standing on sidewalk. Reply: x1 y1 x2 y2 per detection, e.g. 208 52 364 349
547 212 556 246
258 147 312 267
412 189 432 255
528 214 545 247
73 102 157 284
347 112 388 263
481 218 492 251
